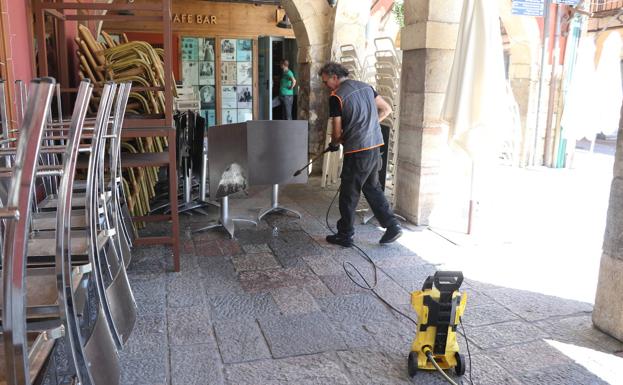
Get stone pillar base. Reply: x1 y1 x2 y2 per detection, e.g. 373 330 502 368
593 253 623 342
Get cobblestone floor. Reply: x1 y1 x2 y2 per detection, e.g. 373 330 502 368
120 179 623 385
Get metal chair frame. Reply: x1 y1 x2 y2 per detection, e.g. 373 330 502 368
2 77 56 385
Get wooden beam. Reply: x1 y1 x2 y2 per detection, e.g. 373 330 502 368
38 3 163 11
65 15 163 22
0 0 15 126
43 9 65 20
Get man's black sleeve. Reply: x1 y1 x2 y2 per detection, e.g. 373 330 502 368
329 95 342 117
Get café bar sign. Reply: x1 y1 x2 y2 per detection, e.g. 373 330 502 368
172 13 217 24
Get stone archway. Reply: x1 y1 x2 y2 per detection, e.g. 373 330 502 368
280 0 375 162
281 0 335 158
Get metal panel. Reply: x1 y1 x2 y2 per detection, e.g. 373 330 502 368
83 307 121 385
208 122 249 199
247 120 308 185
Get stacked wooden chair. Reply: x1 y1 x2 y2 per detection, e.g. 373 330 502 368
0 77 136 385
74 24 171 225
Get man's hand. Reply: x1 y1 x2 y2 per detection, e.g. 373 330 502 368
375 95 393 122
327 142 340 152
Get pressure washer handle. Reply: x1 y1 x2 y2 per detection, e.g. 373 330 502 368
292 147 332 177
433 271 463 293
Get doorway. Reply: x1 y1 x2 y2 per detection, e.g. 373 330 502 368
258 36 297 120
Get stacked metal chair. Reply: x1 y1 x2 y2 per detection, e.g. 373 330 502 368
0 77 136 385
338 44 376 85
373 37 402 208
324 39 402 212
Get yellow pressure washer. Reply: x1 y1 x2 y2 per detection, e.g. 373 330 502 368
408 271 468 381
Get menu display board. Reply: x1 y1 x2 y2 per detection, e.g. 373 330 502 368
181 37 254 125
181 37 217 125
220 38 254 124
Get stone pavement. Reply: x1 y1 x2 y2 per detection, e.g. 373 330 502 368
120 179 623 385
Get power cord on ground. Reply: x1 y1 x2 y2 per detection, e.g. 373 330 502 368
459 317 475 385
325 188 418 325
325 187 475 385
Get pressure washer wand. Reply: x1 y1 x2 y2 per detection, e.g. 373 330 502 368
293 147 331 177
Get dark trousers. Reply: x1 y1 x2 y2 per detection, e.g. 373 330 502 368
280 95 293 120
337 147 398 237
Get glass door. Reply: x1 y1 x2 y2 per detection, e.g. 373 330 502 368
258 36 298 120
258 36 272 120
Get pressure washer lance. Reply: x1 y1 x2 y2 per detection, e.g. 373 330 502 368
292 146 332 177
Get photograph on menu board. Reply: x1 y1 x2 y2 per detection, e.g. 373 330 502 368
199 62 215 85
221 62 237 85
236 62 252 85
200 85 216 109
199 38 215 61
236 39 252 62
237 87 252 109
221 39 237 61
181 37 198 60
221 86 237 109
237 109 253 123
222 109 238 124
182 61 199 86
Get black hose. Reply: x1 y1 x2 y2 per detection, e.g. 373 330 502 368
325 188 475 385
325 187 418 325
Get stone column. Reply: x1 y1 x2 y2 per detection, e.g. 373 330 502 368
394 0 461 225
593 103 623 342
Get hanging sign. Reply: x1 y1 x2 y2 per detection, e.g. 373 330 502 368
553 0 579 4
512 0 545 16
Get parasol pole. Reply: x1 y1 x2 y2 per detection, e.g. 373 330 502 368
467 159 475 235
531 0 552 166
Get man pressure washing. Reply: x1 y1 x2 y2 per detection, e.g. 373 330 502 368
319 62 402 247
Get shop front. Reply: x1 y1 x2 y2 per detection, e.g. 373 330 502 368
103 0 297 126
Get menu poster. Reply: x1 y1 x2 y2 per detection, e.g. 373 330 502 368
237 109 252 123
237 87 252 109
221 62 237 85
181 37 198 60
236 62 252 85
200 85 216 109
199 62 215 85
202 109 216 127
221 39 237 61
199 38 215 61
207 109 216 126
182 61 199 86
221 86 237 109
222 109 237 124
236 39 252 62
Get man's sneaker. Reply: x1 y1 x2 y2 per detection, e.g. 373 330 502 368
379 224 403 244
326 233 354 247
